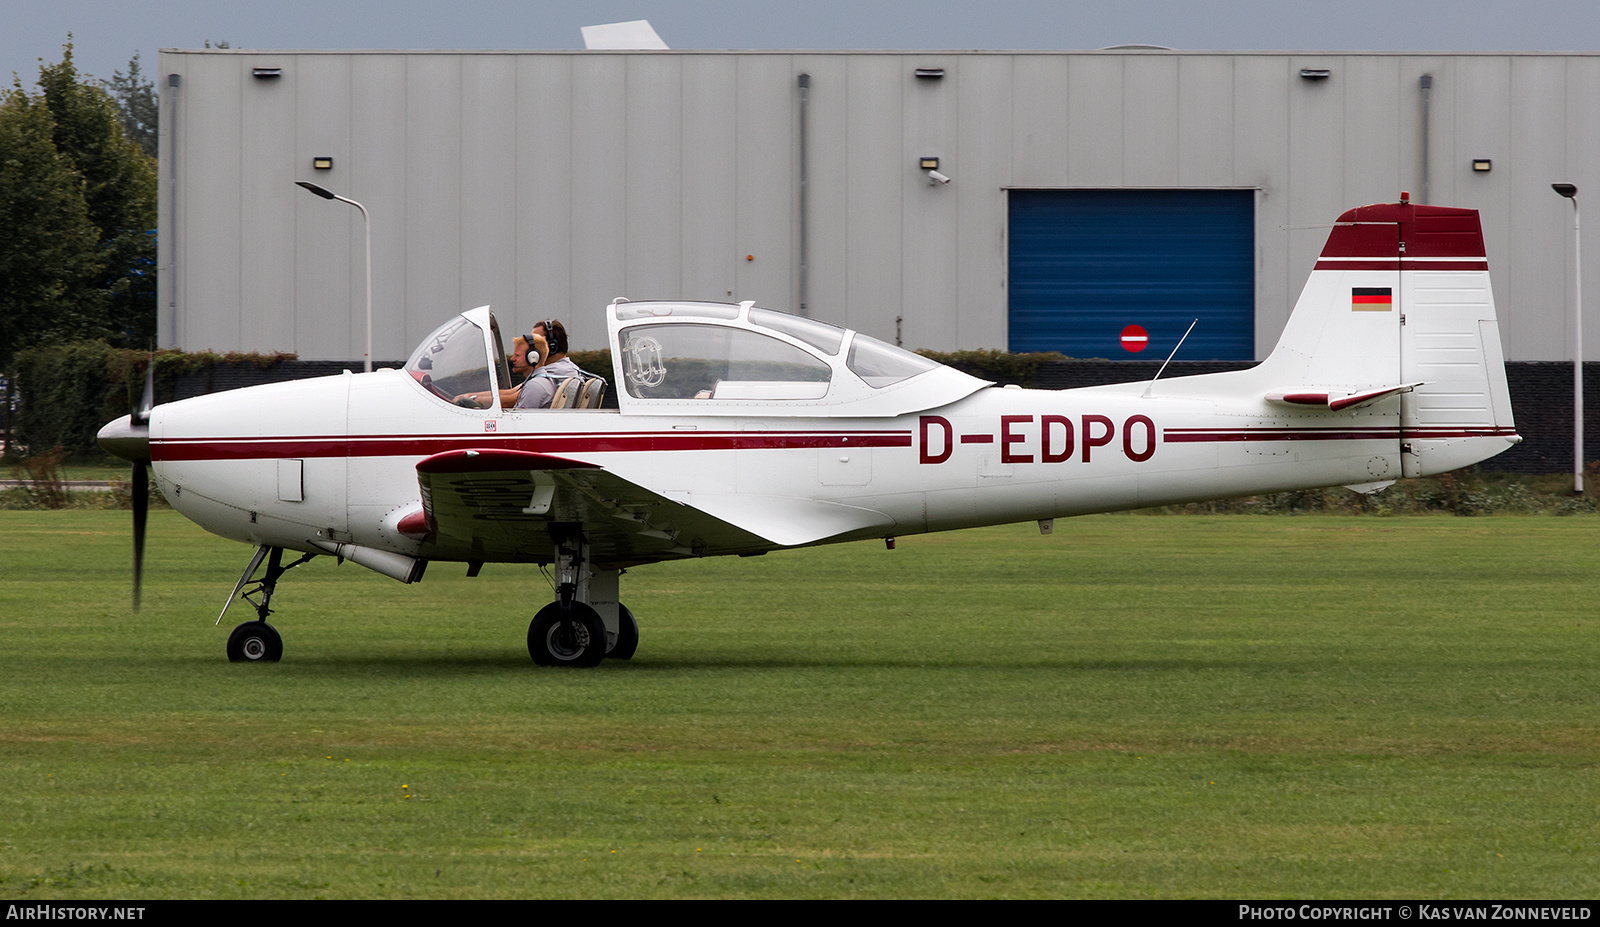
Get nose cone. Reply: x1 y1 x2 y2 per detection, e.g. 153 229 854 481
98 414 151 463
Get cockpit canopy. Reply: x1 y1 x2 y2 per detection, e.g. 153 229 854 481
606 299 989 418
403 301 989 418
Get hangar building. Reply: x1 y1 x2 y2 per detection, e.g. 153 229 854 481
156 48 1598 365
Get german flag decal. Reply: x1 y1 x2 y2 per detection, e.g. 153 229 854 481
1352 287 1393 311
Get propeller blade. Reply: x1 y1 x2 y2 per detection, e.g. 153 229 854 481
101 352 156 611
135 355 154 425
132 460 148 611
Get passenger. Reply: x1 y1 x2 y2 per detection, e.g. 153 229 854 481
515 319 582 410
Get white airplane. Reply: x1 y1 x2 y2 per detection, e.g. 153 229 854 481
99 196 1520 667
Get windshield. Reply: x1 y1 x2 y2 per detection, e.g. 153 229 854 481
405 316 495 402
846 332 941 388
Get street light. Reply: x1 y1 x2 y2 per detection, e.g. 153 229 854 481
296 181 373 373
1554 183 1582 493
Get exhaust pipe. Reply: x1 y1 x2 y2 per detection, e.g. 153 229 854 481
310 541 428 584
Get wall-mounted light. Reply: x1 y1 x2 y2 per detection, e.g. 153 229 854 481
914 68 945 80
1472 159 1493 173
252 67 283 79
919 157 940 170
1299 68 1331 81
312 157 334 171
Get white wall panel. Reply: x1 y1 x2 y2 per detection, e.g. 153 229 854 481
1124 56 1180 186
515 56 573 344
902 56 961 350
1339 56 1405 206
163 49 1600 363
348 55 409 360
401 56 463 359
1066 56 1125 185
290 54 353 358
678 55 740 309
793 56 848 325
1010 56 1069 189
955 55 1013 351
1231 56 1291 354
842 56 903 337
625 55 683 302
733 56 798 313
568 56 628 331
175 55 245 352
1176 56 1235 188
458 56 519 325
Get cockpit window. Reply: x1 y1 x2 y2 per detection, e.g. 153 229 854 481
846 332 941 388
405 316 495 402
618 324 832 400
749 308 845 355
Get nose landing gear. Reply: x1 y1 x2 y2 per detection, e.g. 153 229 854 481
218 546 316 664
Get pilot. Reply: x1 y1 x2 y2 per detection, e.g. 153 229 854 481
514 319 581 409
453 334 536 409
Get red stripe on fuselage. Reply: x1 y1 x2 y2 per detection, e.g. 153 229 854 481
1164 426 1517 443
151 430 915 462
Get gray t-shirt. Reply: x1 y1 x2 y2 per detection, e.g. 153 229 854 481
514 357 582 409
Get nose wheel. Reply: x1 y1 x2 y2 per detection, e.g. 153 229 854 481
226 620 283 662
218 546 314 664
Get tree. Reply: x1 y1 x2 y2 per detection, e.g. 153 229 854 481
106 52 157 158
33 42 157 349
0 82 106 372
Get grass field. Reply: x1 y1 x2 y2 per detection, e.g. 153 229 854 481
1 510 1597 899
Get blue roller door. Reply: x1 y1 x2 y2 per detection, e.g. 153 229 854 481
1008 189 1255 360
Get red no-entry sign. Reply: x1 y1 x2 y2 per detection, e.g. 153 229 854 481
1120 324 1149 353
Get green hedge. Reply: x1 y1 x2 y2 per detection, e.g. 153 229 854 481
914 349 1068 387
8 342 293 461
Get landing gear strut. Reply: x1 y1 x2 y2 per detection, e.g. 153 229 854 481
528 531 639 667
218 546 315 663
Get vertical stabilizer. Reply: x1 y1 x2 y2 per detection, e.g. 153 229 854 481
1259 198 1519 475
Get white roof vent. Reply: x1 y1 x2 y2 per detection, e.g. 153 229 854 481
581 20 669 50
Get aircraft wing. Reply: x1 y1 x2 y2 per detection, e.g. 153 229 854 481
413 448 895 565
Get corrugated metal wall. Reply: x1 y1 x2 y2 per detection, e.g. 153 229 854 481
158 50 1600 363
1008 189 1255 359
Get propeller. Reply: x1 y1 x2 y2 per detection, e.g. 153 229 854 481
97 357 155 610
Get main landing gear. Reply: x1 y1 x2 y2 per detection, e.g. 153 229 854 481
529 532 639 668
219 546 314 663
212 539 639 667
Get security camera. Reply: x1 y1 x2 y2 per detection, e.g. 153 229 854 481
927 170 951 185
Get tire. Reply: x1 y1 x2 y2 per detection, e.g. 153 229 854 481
608 604 640 660
528 602 606 668
227 621 283 663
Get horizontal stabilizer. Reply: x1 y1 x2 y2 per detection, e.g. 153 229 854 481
1266 383 1424 412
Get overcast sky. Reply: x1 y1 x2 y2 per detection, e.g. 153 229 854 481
7 0 1600 87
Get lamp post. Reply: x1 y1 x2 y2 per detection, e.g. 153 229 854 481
1554 183 1582 492
296 181 373 373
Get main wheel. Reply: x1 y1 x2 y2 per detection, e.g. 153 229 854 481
227 620 283 663
607 603 640 660
528 602 606 667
